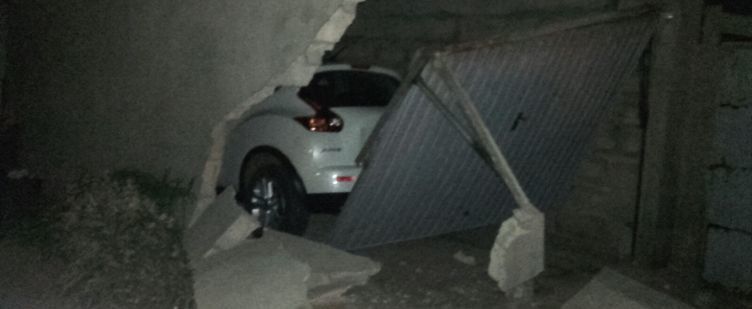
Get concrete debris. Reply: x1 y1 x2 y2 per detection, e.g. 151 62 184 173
211 212 260 253
183 187 257 261
193 242 312 309
192 233 381 309
452 250 477 266
562 268 693 309
186 197 381 309
258 230 381 305
488 207 545 294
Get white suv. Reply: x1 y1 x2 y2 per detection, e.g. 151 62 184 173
219 64 401 234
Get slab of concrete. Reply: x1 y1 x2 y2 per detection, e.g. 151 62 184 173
563 268 693 309
184 188 258 261
192 231 381 308
193 242 312 309
186 189 380 307
256 230 381 304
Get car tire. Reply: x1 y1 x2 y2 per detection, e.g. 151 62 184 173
238 153 309 235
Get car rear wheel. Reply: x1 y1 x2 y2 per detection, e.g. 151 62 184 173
239 153 309 235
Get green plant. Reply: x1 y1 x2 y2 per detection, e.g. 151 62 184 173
51 172 194 308
111 169 194 229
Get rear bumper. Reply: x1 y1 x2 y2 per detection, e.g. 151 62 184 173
303 165 362 194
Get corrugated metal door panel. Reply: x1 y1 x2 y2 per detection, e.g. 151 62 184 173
330 14 656 250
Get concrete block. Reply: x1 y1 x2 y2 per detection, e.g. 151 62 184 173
723 49 752 101
184 188 256 261
703 227 752 289
488 207 545 293
193 243 312 309
563 268 693 309
715 105 752 166
707 170 752 232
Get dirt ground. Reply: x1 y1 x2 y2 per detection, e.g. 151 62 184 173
305 215 750 309
1 212 750 309
335 226 597 309
3 224 589 309
0 240 67 309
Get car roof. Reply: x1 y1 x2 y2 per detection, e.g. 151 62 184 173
316 64 401 81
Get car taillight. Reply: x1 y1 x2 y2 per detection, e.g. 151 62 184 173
335 176 355 183
295 113 343 132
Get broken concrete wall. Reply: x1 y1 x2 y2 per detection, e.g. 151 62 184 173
550 68 644 260
4 0 354 183
332 0 615 73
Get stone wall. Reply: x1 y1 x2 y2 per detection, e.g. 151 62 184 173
550 67 644 260
4 0 356 185
703 46 752 289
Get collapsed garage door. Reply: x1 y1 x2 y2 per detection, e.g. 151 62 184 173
330 11 657 250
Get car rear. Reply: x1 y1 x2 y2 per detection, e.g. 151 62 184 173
294 65 400 193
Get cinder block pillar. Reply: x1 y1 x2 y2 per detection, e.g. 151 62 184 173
634 0 707 270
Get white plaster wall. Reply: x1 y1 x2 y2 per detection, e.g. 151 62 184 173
6 0 356 183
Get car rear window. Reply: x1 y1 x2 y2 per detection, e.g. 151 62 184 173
298 70 400 108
